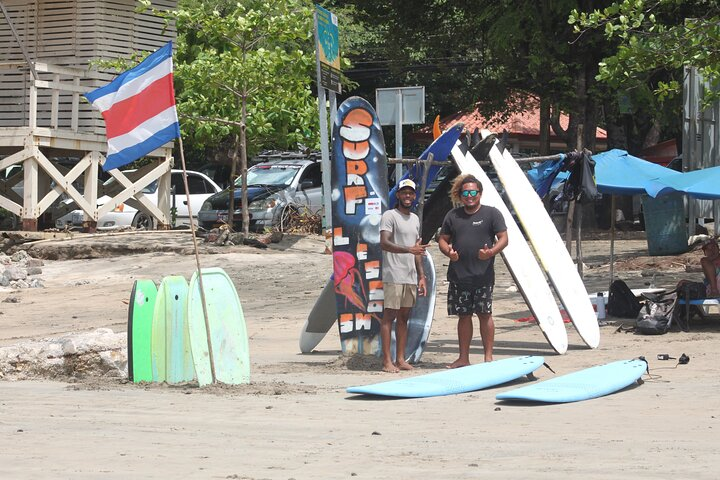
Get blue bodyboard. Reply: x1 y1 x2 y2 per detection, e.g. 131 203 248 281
346 356 544 398
496 358 647 403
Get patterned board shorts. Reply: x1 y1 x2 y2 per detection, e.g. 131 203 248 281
447 282 494 316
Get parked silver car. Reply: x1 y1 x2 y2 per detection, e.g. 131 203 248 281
198 157 323 231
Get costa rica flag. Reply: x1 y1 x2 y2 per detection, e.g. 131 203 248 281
85 42 180 171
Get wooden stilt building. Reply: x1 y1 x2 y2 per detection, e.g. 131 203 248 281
0 0 177 231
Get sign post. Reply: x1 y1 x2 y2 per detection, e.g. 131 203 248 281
314 5 341 245
375 86 425 184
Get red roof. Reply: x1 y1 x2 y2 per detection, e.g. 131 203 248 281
420 97 607 139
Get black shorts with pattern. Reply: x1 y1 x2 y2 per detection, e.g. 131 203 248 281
447 282 494 315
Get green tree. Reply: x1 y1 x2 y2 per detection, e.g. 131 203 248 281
571 0 720 104
332 0 621 153
149 0 319 235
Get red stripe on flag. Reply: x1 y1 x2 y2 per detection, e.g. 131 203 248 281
102 73 176 139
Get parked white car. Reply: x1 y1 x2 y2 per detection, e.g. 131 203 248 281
56 169 221 230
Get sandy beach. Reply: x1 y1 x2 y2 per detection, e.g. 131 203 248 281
1 231 719 479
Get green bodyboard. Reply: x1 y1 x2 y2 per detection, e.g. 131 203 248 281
152 276 191 383
188 268 250 386
128 279 157 383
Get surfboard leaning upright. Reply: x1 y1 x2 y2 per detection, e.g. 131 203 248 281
330 96 389 356
450 142 568 354
481 130 599 348
301 123 463 359
128 279 157 382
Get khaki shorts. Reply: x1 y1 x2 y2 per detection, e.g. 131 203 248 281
384 282 417 309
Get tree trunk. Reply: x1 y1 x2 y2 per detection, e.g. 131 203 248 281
539 96 550 155
240 96 250 237
228 133 240 232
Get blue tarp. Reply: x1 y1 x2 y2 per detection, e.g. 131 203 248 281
592 149 682 196
529 148 720 200
647 165 720 200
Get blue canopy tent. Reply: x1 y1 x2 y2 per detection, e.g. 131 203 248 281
531 149 719 289
592 149 682 196
648 165 720 200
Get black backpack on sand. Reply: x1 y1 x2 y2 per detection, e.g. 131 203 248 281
607 280 643 318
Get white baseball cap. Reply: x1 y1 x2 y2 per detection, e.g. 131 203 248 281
398 179 416 191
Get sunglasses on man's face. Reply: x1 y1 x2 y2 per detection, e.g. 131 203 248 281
461 190 479 197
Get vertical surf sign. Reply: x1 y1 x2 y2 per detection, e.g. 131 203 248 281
331 96 389 355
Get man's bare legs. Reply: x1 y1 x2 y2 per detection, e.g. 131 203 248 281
448 313 494 368
477 312 495 362
395 307 414 370
380 308 399 373
448 314 473 369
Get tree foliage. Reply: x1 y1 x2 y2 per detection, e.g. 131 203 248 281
570 0 720 103
167 0 319 156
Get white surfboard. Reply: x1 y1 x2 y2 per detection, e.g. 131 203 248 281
481 131 599 348
451 143 568 354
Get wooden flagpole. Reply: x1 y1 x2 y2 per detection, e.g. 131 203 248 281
177 135 217 385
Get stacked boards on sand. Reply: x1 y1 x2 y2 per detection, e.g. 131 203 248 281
450 141 568 354
496 358 647 403
347 356 544 398
300 122 462 361
188 268 250 387
330 96 389 355
481 130 599 348
128 280 157 382
151 276 194 383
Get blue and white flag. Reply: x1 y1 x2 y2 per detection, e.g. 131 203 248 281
86 42 180 171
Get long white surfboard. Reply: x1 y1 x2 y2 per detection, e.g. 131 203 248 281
451 143 568 354
481 131 599 348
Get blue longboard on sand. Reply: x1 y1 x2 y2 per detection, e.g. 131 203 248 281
347 356 544 398
496 358 647 403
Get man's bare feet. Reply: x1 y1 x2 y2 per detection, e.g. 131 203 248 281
396 360 414 371
484 356 494 363
446 358 470 369
383 362 400 373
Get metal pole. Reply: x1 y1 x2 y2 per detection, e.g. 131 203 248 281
609 194 616 292
317 87 332 236
395 90 403 185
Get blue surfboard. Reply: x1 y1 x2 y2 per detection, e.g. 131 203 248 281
346 356 544 398
390 253 436 363
496 358 647 403
387 123 464 207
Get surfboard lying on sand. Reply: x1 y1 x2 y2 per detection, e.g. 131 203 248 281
481 130 599 349
346 356 544 398
128 279 157 383
496 358 647 403
450 141 568 354
188 268 250 386
152 275 192 383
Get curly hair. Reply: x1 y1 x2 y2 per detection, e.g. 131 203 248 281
449 174 483 205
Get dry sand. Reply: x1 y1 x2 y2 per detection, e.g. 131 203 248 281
1 231 718 479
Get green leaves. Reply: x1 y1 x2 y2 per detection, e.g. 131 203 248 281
169 0 319 153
